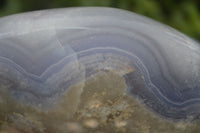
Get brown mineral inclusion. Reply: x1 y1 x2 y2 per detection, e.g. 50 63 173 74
0 71 200 133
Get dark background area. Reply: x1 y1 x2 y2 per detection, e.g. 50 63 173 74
0 0 199 40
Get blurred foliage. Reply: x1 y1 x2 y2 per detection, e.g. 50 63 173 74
0 0 200 40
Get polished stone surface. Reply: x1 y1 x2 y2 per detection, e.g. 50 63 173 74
0 7 200 133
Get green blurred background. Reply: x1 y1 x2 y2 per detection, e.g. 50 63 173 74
0 0 199 40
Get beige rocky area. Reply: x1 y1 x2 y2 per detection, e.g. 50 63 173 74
0 71 200 133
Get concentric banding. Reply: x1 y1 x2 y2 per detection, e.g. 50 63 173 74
0 7 200 121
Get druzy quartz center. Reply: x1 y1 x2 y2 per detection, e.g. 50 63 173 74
0 7 200 133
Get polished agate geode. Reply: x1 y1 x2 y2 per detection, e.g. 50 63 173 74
0 7 200 133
